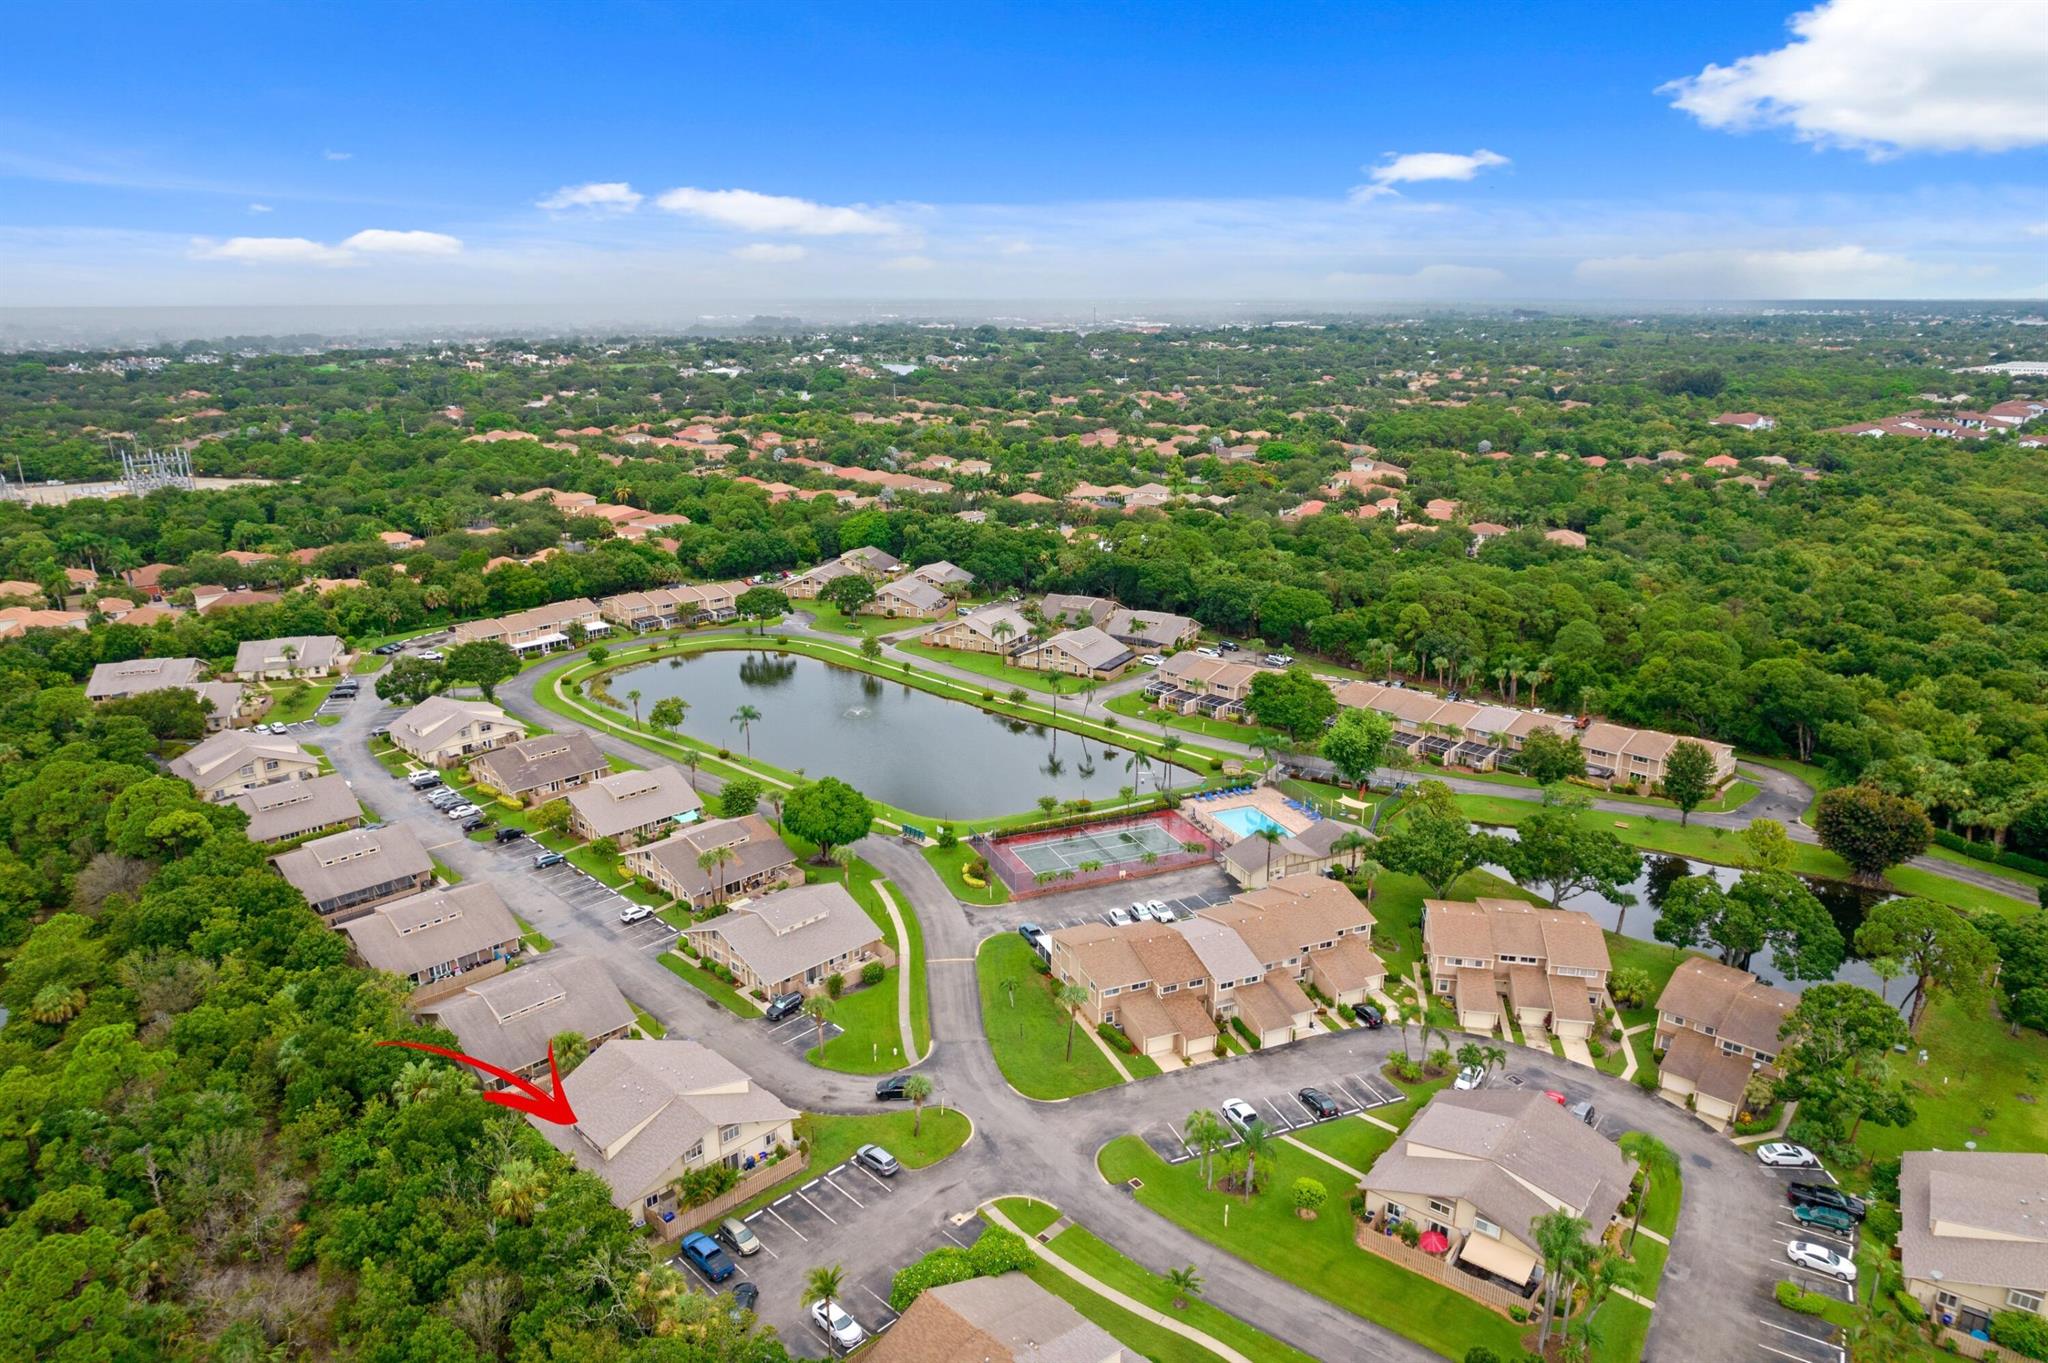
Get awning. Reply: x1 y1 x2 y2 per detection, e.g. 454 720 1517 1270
1457 1231 1538 1284
517 632 569 651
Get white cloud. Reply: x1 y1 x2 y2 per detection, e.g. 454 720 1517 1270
322 149 353 161
2028 222 2048 237
1324 264 1508 296
191 229 462 267
1661 0 2048 155
654 186 894 235
538 181 643 212
1572 244 1935 297
338 228 463 255
1353 149 1509 200
880 254 936 272
247 203 272 214
192 236 353 266
731 242 806 262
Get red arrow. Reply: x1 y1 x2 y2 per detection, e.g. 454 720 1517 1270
377 1038 578 1125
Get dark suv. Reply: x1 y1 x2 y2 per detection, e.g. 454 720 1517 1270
763 993 804 1023
1787 1183 1867 1222
875 1076 913 1101
1297 1087 1340 1120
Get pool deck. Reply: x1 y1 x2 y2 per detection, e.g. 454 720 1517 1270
1186 786 1313 845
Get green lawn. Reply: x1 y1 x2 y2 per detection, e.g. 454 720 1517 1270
659 949 759 1016
992 1198 1321 1363
1850 990 2048 1172
1097 1135 1526 1361
563 842 669 907
803 602 905 638
263 678 337 724
1605 933 1695 1028
628 999 667 1038
1105 690 1285 747
978 933 1123 1099
511 911 552 952
1287 1115 1401 1172
923 840 1012 904
808 973 909 1073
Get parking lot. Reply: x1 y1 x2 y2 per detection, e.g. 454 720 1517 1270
1744 1159 1851 1363
1137 1067 1406 1163
464 828 681 951
670 1153 974 1357
1009 884 1240 939
762 1005 844 1053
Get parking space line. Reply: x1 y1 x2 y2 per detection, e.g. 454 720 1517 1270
796 1188 839 1226
940 1227 970 1248
824 1174 865 1208
765 1202 808 1242
847 1161 892 1193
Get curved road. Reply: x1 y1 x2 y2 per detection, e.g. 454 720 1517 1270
316 628 1899 1361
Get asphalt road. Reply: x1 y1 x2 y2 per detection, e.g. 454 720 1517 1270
326 645 1846 1362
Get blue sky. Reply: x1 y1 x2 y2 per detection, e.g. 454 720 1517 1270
4 0 2044 309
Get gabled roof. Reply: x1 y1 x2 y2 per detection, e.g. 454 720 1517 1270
168 728 314 785
469 730 607 795
1654 957 1796 1054
394 695 521 750
682 881 881 983
565 765 703 837
230 772 359 842
85 655 206 699
866 1273 1128 1363
1900 1151 2048 1294
340 881 522 977
1032 626 1132 671
877 574 949 612
423 956 635 1075
273 824 432 907
233 634 344 673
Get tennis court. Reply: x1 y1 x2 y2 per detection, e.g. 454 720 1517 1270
976 810 1215 898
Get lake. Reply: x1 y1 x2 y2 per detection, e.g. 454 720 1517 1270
611 649 1191 819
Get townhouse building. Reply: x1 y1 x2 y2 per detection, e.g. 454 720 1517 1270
1423 897 1611 1041
1650 956 1796 1129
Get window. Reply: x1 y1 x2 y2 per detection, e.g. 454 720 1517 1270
1756 1051 1776 1065
1720 1041 1745 1056
2010 1290 2044 1314
645 1193 661 1207
1162 983 1178 994
1189 979 1204 988
1427 1199 1454 1218
1937 1292 1960 1310
720 1124 740 1143
1704 1025 1717 1036
1473 1216 1500 1239
1103 986 1121 998
685 1140 703 1163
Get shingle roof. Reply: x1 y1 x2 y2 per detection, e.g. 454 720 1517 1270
85 656 206 699
232 634 343 674
231 772 359 842
627 814 795 900
1900 1151 2048 1294
1657 1027 1757 1107
877 574 948 612
683 881 883 985
339 881 521 977
1034 626 1132 672
1654 957 1797 1055
532 1039 798 1208
1424 898 1610 975
423 956 634 1075
273 824 432 907
564 765 703 838
469 730 607 796
167 729 314 786
1364 1090 1631 1245
866 1273 1127 1363
394 695 521 751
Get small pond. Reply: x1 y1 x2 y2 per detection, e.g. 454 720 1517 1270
611 649 1191 819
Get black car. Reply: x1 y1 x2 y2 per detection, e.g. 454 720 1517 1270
1355 1003 1384 1029
728 1281 759 1316
1787 1183 1868 1222
1297 1087 1340 1120
763 992 804 1023
875 1076 913 1101
493 827 525 843
461 816 488 832
1217 640 1240 652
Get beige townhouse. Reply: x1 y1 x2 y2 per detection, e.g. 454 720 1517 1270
273 824 436 923
920 604 1035 657
622 814 799 908
1423 897 1611 1041
1651 956 1796 1129
681 881 890 998
566 765 703 847
168 729 322 802
1898 1151 2048 1343
467 730 608 805
1019 626 1133 680
390 695 527 767
338 881 525 1005
421 956 634 1083
229 772 362 845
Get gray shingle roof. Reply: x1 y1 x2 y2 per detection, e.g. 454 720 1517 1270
167 729 315 787
565 765 703 838
627 814 795 900
86 656 206 699
393 695 520 751
231 772 360 842
684 881 883 985
232 634 344 674
469 730 607 796
273 824 432 907
423 956 635 1075
338 881 522 977
1034 626 1132 672
1900 1151 2048 1294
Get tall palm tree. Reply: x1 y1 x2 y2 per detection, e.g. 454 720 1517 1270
730 704 761 755
903 1073 934 1135
803 994 833 1057
1056 983 1090 1061
1526 662 1552 710
627 688 642 725
1619 1132 1677 1251
805 1264 846 1327
1184 1109 1224 1189
1124 748 1153 793
1236 1125 1273 1203
1531 1210 1591 1353
1255 825 1284 882
991 618 1016 654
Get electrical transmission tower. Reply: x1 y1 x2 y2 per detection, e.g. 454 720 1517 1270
119 446 195 495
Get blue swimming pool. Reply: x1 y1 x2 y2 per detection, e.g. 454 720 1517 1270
1212 806 1289 840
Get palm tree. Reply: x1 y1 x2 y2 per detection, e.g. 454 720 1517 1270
1525 662 1552 710
731 704 761 755
1124 748 1153 793
903 1073 934 1135
392 1057 444 1105
991 618 1016 654
1619 1132 1677 1251
1395 1000 1420 1060
1531 1210 1591 1353
1184 1108 1224 1189
1055 983 1090 1061
805 1264 846 1327
28 983 87 1025
1236 1126 1273 1203
804 994 833 1056
626 688 642 725
1165 1265 1203 1310
1254 825 1284 882
488 1156 549 1225
767 788 786 831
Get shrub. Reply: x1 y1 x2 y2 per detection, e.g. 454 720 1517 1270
1386 1054 1424 1082
1893 1290 1926 1323
1587 1038 1607 1059
1467 1349 1505 1363
1031 955 1051 976
861 961 886 988
1635 1068 1659 1091
1337 1002 1357 1023
1293 1176 1328 1217
887 1246 977 1311
1396 1219 1420 1248
1425 1047 1452 1075
1991 1311 2048 1360
1773 1281 1829 1315
1097 1021 1136 1054
1209 757 1224 771
1230 1016 1261 1050
826 972 845 999
967 1226 1033 1276
936 823 958 849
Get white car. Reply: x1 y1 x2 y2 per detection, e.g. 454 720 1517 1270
417 649 444 661
1756 1142 1820 1168
1195 646 1222 659
809 1298 867 1351
1220 1098 1262 1136
1106 905 1134 927
1139 653 1165 667
1786 1240 1857 1283
620 903 655 924
1453 1064 1487 1091
1146 900 1174 922
444 803 481 820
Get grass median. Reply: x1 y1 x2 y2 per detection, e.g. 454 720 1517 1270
978 933 1123 1099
